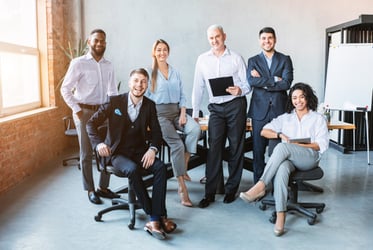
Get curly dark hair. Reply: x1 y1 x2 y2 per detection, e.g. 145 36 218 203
285 82 318 113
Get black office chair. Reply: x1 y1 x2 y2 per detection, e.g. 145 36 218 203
259 166 326 225
62 116 80 169
93 125 143 229
94 157 142 229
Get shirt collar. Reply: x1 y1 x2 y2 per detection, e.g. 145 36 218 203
84 52 107 63
207 47 230 57
128 93 143 108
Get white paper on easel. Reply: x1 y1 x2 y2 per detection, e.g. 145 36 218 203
324 43 373 111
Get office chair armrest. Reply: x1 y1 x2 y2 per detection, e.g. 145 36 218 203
94 150 111 175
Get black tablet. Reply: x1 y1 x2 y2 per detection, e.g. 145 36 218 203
208 76 234 96
289 137 311 144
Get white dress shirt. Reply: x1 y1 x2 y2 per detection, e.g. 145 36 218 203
263 110 330 154
61 53 118 113
191 48 250 118
127 94 143 122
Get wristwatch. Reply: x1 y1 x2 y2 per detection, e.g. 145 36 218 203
277 132 282 139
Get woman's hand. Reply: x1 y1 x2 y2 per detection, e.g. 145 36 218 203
179 107 187 127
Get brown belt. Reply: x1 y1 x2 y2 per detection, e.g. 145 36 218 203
79 103 100 111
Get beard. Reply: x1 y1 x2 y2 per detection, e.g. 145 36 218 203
131 91 145 98
90 45 106 57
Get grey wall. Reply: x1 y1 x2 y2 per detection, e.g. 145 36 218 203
82 0 373 113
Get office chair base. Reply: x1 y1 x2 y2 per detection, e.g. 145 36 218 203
94 198 142 229
260 198 325 225
62 157 80 170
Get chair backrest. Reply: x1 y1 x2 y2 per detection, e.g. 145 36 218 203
63 116 77 137
185 108 203 118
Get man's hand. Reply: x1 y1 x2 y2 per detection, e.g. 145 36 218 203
251 69 261 77
226 86 242 96
97 143 111 157
141 149 156 169
274 76 283 82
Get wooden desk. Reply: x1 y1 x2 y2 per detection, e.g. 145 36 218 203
327 120 357 155
327 120 356 130
199 118 356 131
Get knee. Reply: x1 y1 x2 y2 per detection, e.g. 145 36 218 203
191 125 201 137
172 140 185 153
272 142 287 155
125 165 138 178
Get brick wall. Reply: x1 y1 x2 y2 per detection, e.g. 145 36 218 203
0 0 75 195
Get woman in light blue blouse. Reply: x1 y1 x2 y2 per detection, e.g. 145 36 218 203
240 83 329 236
146 39 200 207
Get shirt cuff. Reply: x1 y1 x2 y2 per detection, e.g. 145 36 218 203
149 146 158 154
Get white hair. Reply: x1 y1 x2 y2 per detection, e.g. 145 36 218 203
207 24 224 34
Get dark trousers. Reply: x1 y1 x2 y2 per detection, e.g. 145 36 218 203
111 155 167 217
205 97 247 197
251 108 280 183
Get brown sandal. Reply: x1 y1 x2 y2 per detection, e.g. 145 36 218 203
160 217 177 234
144 221 166 240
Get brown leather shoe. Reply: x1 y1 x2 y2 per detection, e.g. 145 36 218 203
160 216 177 233
144 221 166 240
96 188 120 199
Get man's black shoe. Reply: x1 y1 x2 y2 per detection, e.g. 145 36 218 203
198 196 215 208
223 193 236 204
96 188 120 199
88 191 102 204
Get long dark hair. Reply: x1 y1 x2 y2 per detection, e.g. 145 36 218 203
151 39 170 93
285 82 318 113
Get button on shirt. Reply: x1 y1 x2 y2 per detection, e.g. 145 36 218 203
145 65 187 108
192 48 251 118
263 110 330 154
61 53 118 113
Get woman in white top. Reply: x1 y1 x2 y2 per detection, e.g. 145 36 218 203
146 39 200 207
240 82 329 236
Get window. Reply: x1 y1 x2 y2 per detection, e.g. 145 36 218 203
0 0 40 117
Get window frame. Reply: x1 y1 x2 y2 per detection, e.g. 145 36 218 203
0 0 49 118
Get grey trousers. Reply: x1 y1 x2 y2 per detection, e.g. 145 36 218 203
73 109 110 191
156 104 200 177
260 143 320 212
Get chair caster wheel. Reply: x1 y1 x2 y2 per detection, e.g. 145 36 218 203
259 204 267 211
269 211 276 224
307 217 316 225
316 204 325 214
316 207 324 213
94 215 102 222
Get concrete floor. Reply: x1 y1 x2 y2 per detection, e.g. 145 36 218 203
0 147 372 250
